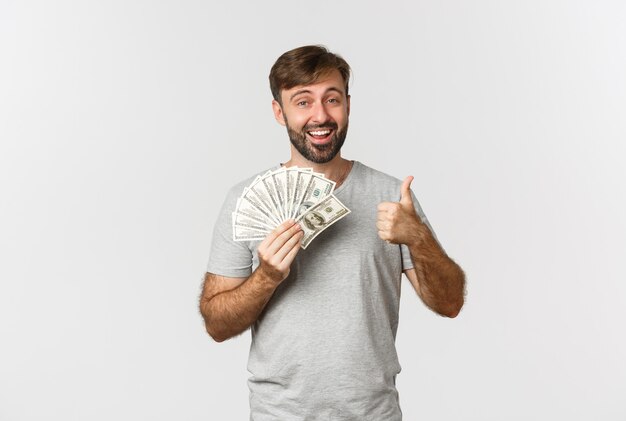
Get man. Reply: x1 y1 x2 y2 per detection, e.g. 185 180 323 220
200 45 465 420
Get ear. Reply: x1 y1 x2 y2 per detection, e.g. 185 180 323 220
346 94 351 116
272 100 286 126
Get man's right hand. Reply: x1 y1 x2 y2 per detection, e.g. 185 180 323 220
257 219 304 284
201 220 303 342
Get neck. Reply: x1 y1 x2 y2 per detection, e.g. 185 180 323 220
284 150 353 187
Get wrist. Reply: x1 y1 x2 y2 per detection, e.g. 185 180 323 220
405 219 427 248
255 265 285 289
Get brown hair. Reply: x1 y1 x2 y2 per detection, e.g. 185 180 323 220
269 45 351 104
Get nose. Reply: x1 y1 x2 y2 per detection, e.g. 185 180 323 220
311 101 330 124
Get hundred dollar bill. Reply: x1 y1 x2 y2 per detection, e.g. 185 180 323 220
285 167 298 219
293 173 336 220
234 197 271 227
259 175 284 223
249 178 282 225
296 194 350 249
233 223 268 241
241 186 281 226
232 167 350 246
290 170 311 219
232 212 273 233
271 168 288 221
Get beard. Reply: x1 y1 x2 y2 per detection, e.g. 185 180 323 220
285 118 349 164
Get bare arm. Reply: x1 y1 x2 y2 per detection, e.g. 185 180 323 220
199 220 304 342
403 231 465 318
377 176 465 318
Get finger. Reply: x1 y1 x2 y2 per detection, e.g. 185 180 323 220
267 222 302 255
280 232 304 265
400 176 414 206
376 220 390 231
377 202 396 212
275 230 304 263
377 209 389 220
261 219 297 247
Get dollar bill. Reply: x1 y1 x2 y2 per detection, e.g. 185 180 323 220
232 212 273 233
285 167 298 219
296 194 350 249
232 167 347 246
232 222 268 241
249 178 282 225
271 168 288 221
241 186 281 226
235 197 269 226
290 171 312 219
262 175 285 222
293 173 336 219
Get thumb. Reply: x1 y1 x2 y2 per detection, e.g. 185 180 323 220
400 176 414 206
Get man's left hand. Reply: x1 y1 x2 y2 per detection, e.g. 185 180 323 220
376 176 422 245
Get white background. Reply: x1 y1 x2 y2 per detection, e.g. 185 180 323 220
1 1 625 420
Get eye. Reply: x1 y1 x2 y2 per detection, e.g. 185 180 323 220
296 100 308 107
327 98 338 104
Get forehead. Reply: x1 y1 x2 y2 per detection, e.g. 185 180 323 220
281 69 346 100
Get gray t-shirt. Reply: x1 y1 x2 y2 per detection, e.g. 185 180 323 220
206 161 435 421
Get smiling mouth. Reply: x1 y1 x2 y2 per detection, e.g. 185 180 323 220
308 129 331 137
306 128 334 145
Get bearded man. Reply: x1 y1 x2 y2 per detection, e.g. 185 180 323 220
200 45 465 420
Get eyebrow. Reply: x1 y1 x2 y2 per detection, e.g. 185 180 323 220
289 87 344 102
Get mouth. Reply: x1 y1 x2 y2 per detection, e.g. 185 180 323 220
306 128 334 146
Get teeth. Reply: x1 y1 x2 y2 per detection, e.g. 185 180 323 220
309 130 331 136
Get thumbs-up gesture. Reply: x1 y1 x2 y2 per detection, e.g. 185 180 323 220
377 176 422 245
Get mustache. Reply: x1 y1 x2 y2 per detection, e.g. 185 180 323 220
303 122 338 131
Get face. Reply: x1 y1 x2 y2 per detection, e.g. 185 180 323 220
305 212 324 226
303 212 325 230
272 70 350 164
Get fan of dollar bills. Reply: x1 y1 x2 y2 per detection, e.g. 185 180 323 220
232 167 350 249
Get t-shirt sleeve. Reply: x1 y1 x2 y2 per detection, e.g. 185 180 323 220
205 187 254 278
401 190 441 271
